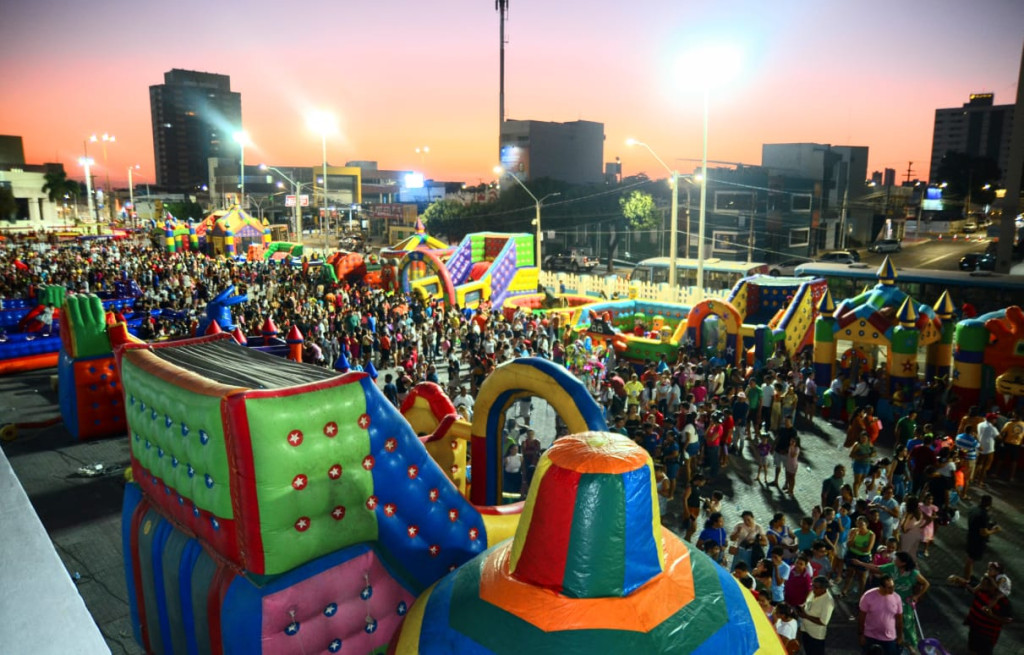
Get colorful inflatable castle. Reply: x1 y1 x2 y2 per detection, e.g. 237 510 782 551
951 305 1024 416
813 258 956 420
185 206 270 257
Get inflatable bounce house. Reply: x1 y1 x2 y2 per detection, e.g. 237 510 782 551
951 305 1024 416
401 232 538 310
190 206 270 257
813 258 956 420
728 275 827 364
118 345 780 653
247 241 304 263
376 219 454 293
159 218 198 253
0 284 138 376
57 294 135 441
393 432 783 654
566 299 693 363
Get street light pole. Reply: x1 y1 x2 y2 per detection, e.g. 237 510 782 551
696 89 709 301
79 157 95 225
627 139 680 290
127 165 140 228
261 164 304 241
233 131 249 209
90 133 115 223
496 167 558 275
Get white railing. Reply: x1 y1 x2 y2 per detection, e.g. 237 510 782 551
540 271 731 306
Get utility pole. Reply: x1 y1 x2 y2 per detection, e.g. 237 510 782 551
497 0 509 161
903 161 915 185
995 42 1023 274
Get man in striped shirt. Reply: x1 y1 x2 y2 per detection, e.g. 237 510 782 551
956 425 980 500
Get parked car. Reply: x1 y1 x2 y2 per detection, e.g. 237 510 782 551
817 249 861 264
959 252 996 271
961 223 979 233
768 258 811 276
544 251 600 273
868 238 902 253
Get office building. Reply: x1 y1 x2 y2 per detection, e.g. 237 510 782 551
499 120 604 185
762 143 869 248
929 93 1015 184
150 69 242 191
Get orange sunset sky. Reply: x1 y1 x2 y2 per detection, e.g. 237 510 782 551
1 0 1021 188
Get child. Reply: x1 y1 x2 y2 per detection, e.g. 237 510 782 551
705 490 724 517
654 464 671 522
794 516 818 554
755 432 773 485
772 603 799 651
919 492 938 557
784 435 801 495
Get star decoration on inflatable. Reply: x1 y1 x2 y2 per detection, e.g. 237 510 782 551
287 430 303 446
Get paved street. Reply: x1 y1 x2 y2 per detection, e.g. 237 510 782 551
856 234 991 270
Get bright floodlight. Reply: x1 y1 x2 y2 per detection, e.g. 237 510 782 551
78 157 94 166
625 138 639 146
307 110 337 136
232 130 250 145
682 43 743 89
493 166 505 175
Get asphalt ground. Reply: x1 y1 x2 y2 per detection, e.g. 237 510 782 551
2 362 1022 654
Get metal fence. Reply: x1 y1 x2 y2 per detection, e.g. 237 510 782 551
539 271 731 305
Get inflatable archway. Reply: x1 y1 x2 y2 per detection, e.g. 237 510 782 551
470 358 608 506
398 250 457 309
684 298 744 368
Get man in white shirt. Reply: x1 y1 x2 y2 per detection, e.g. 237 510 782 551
797 576 835 655
975 413 1000 485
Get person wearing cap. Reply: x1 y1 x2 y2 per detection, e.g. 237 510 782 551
951 561 1013 655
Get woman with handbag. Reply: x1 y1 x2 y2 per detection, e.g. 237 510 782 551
730 510 768 571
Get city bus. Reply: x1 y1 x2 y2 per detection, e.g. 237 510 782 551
793 261 1024 315
628 257 769 291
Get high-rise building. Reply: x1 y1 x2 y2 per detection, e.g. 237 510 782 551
150 69 242 191
499 120 604 185
929 93 1015 184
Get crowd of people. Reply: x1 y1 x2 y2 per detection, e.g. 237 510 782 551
1 232 1019 654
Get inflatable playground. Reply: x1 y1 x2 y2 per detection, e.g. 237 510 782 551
558 274 826 368
399 232 538 310
0 284 141 376
155 207 272 257
113 344 782 654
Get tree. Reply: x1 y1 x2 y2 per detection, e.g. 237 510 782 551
0 185 17 223
422 199 469 239
164 201 205 222
41 169 80 204
620 190 660 230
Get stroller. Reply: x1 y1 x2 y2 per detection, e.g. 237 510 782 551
913 602 951 655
